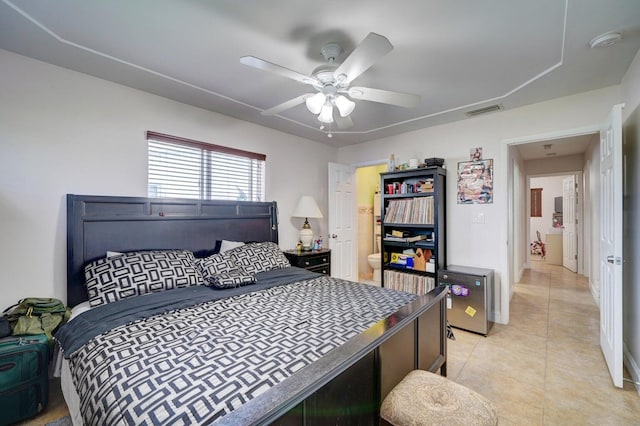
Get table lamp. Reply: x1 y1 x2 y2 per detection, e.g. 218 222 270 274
292 196 323 251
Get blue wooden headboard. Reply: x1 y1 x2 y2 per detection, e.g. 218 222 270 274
66 194 278 307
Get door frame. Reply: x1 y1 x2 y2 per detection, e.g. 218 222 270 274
561 173 579 273
502 124 600 324
332 159 388 281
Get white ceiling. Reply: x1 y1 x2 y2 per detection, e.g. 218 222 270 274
515 134 596 161
1 0 639 147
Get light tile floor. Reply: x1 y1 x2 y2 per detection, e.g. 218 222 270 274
448 258 640 425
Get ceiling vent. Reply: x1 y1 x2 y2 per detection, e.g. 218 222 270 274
465 104 502 117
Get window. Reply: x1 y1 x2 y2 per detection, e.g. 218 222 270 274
530 188 542 217
147 131 265 201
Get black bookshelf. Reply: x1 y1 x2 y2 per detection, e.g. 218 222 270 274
380 167 446 294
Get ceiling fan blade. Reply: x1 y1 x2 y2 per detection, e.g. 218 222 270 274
334 33 393 84
261 93 313 116
240 56 318 86
334 113 354 130
349 86 421 108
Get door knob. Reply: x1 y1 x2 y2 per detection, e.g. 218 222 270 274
607 255 621 265
331 234 338 239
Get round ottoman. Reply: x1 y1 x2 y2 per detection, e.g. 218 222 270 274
380 370 498 426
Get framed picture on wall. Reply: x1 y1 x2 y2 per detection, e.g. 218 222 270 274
457 159 493 204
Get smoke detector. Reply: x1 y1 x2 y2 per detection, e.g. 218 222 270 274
589 32 622 48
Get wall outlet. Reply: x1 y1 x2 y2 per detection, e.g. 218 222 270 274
472 212 485 224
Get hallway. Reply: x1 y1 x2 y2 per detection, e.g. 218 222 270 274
448 259 640 425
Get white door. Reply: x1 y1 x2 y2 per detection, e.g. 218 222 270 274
328 163 357 280
562 175 578 272
600 104 623 388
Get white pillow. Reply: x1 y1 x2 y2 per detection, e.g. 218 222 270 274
69 301 92 321
220 240 245 253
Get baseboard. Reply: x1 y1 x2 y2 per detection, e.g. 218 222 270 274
517 265 526 283
624 343 640 397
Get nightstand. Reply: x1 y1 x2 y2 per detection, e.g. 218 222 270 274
284 249 331 275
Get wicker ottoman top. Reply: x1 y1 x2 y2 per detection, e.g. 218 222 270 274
381 370 498 426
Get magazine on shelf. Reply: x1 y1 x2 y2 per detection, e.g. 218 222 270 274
384 233 427 243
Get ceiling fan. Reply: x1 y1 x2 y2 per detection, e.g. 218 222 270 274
240 32 421 129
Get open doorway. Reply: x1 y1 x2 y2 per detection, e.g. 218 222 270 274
528 173 583 273
354 163 387 285
505 129 600 325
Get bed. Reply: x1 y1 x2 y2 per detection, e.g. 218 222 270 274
58 194 447 425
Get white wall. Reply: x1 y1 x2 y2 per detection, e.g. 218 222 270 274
620 48 640 393
0 49 337 308
338 85 621 324
525 154 585 176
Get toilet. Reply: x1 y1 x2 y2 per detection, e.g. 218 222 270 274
367 251 381 282
367 193 382 283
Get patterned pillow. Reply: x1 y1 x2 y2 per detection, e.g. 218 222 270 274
195 251 238 277
228 242 290 274
85 250 204 307
205 270 256 289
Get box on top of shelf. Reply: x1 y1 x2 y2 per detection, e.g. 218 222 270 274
423 158 444 167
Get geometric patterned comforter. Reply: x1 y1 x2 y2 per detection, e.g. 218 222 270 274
68 275 417 425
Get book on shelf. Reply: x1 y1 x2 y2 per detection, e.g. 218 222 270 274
383 270 436 295
384 197 434 224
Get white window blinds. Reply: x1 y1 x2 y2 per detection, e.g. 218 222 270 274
147 131 265 201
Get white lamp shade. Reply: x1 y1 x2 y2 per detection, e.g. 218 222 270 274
318 104 334 123
334 95 355 117
292 196 323 219
305 93 326 114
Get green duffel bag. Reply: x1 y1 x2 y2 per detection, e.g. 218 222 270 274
3 298 71 343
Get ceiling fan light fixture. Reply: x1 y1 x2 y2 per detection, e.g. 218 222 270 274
242 32 419 132
318 104 334 123
306 93 326 114
334 95 355 117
